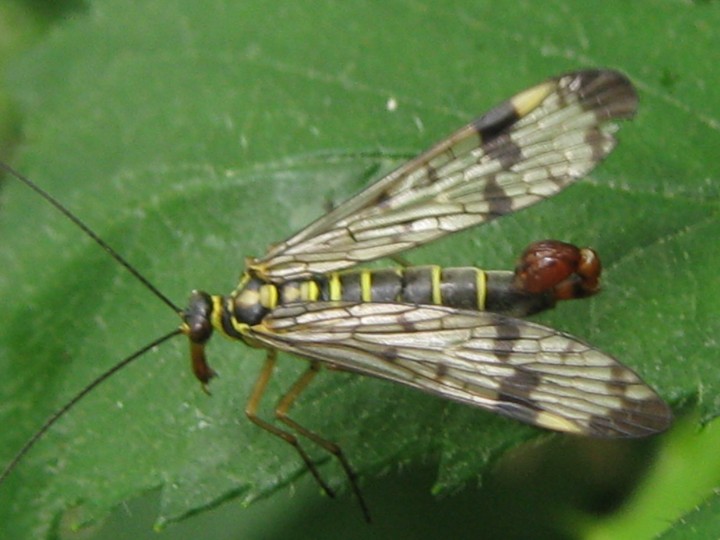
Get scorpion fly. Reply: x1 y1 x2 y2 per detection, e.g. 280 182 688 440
0 69 672 522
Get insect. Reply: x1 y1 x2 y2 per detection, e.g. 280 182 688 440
0 69 672 522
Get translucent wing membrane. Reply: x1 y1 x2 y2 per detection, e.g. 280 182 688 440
252 302 671 437
253 69 637 282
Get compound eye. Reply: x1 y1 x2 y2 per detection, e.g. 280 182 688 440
183 290 214 343
188 317 213 343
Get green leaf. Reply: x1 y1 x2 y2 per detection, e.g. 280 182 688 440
0 0 718 538
584 415 720 539
658 493 720 540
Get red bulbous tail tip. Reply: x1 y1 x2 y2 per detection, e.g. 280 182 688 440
514 240 602 301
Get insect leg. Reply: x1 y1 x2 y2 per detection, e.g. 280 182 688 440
389 254 412 267
244 350 336 499
275 362 371 522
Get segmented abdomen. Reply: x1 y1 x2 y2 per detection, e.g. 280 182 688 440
229 266 556 331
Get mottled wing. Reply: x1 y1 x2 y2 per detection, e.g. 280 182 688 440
250 302 671 437
253 69 637 282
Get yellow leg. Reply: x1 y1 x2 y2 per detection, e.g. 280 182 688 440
245 350 335 499
390 254 412 267
275 362 371 522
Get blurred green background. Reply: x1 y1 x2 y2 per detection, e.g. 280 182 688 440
1 1 719 539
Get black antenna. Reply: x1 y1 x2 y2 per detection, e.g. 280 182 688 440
0 162 182 314
0 161 186 484
0 329 182 485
